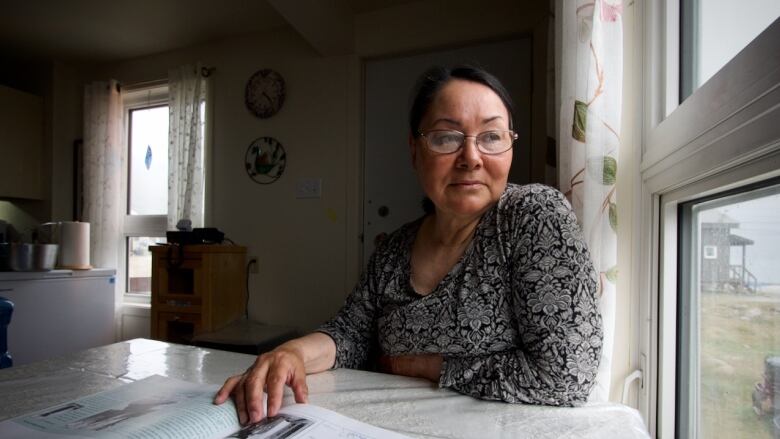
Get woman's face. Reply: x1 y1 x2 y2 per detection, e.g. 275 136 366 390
410 79 513 220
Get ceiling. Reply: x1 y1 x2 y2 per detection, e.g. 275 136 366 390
0 0 421 63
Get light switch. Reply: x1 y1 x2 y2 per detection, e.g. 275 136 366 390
296 178 322 199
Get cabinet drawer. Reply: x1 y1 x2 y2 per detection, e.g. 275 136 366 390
155 257 203 306
156 312 201 344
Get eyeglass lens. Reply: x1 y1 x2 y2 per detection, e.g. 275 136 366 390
425 130 514 154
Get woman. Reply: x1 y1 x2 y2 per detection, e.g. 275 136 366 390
215 66 602 425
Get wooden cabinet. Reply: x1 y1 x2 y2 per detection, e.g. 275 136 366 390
150 245 246 344
0 85 43 199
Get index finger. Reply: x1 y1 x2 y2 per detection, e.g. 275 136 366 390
213 375 241 405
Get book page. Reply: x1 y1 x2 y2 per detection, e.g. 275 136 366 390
1 375 240 439
0 375 410 439
227 404 410 439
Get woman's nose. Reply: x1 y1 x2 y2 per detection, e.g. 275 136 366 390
456 137 483 169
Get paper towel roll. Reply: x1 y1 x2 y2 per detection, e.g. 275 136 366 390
57 221 91 269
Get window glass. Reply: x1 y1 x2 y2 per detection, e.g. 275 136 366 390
679 182 780 438
680 1 780 101
127 236 166 294
129 105 168 215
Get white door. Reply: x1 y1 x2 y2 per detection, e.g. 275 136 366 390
363 38 533 265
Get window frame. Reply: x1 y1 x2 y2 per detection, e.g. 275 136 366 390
637 3 780 437
675 177 780 438
120 84 170 304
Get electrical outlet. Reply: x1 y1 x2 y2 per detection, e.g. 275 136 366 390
296 178 322 199
248 257 259 274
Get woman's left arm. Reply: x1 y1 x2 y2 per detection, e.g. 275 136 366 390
440 193 603 406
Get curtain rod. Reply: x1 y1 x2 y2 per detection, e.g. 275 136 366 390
118 66 215 91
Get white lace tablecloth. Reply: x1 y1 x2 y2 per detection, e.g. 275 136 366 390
0 339 650 438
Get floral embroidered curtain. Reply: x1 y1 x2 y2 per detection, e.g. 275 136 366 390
167 63 207 230
558 0 623 402
82 80 123 270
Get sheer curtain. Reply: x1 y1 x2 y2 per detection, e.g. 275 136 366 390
558 0 623 402
167 63 207 230
82 80 123 270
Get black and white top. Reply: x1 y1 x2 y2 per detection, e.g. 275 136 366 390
317 184 602 406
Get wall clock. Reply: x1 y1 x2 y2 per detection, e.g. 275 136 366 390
245 137 286 184
245 69 286 118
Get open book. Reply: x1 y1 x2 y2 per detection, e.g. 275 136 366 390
0 375 411 439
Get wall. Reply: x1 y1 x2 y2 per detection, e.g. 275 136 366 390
90 29 357 332
50 62 88 222
355 0 546 57
0 58 52 238
73 0 548 337
0 202 40 240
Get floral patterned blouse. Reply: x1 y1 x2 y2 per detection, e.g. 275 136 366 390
317 183 602 406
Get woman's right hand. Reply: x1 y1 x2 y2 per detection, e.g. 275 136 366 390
213 346 309 425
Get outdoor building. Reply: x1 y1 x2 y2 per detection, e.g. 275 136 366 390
700 211 756 293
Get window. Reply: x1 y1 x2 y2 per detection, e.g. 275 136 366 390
702 246 717 260
639 4 780 438
677 181 780 438
680 0 780 101
122 85 169 299
129 105 168 215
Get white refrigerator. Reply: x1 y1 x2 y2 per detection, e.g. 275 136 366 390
0 268 115 366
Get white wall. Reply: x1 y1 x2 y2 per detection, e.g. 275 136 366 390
0 202 40 240
91 29 357 332
50 61 88 222
355 0 546 57
77 0 547 336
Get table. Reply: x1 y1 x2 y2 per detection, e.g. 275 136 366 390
0 339 650 438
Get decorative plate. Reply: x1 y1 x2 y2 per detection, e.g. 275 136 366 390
245 69 285 118
245 137 286 184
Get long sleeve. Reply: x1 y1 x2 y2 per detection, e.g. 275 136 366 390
316 251 382 370
440 189 602 406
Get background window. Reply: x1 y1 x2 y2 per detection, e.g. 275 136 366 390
678 180 780 438
123 86 169 298
680 1 780 101
127 236 166 294
129 105 168 215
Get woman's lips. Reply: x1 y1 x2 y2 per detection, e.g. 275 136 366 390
451 180 483 187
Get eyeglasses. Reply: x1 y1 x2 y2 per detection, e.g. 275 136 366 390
417 129 518 155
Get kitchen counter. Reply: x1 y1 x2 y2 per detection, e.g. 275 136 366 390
0 268 115 282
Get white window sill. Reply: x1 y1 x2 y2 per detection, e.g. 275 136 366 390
123 295 151 308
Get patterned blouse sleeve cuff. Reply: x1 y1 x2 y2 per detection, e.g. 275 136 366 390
313 327 344 370
438 355 475 388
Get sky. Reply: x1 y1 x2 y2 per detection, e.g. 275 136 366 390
129 106 168 215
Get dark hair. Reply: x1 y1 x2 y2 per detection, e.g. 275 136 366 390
408 65 514 136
